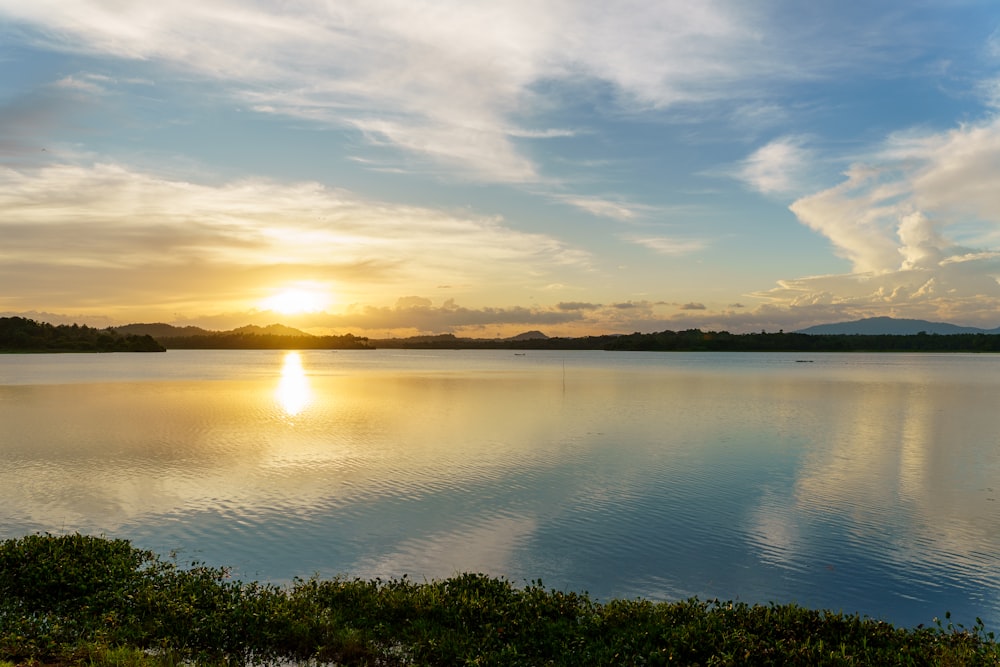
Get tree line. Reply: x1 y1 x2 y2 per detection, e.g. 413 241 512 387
601 329 1000 352
372 329 1000 352
0 317 164 353
8 316 1000 353
162 332 373 350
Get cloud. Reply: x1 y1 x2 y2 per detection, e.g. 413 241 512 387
753 259 1000 325
168 297 732 338
759 116 1000 327
53 73 107 95
352 118 538 183
621 234 706 255
977 78 1000 109
897 211 946 270
319 299 585 335
789 165 911 273
0 1 904 183
0 162 589 316
680 302 706 310
164 298 591 336
804 117 1000 267
558 195 640 221
737 136 813 195
557 302 601 311
394 296 433 310
620 115 1000 332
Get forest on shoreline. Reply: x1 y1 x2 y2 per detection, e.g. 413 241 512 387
215 329 1000 352
9 316 1000 353
0 317 164 353
120 324 1000 352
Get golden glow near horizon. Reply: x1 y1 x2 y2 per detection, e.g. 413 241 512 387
276 352 312 417
7 4 1000 333
259 284 332 315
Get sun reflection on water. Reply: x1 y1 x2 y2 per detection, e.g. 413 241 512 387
276 351 312 416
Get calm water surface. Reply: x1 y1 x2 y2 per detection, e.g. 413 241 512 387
2 350 999 629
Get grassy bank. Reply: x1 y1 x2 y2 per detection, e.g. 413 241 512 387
1 534 997 666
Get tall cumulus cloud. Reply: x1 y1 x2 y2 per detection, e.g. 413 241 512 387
760 117 1000 327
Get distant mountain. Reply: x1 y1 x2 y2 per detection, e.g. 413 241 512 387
114 323 214 338
114 323 311 338
230 324 312 337
796 316 998 335
506 330 549 341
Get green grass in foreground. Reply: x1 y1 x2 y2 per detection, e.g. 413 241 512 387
1 534 998 666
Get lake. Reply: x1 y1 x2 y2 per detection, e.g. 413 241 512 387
1 349 998 630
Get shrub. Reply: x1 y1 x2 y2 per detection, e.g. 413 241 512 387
2 534 998 666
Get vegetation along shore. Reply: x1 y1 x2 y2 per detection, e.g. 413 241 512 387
11 316 1000 353
1 534 997 666
0 318 163 353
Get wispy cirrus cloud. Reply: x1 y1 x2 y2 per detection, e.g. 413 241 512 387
556 195 641 221
0 1 909 183
620 234 707 256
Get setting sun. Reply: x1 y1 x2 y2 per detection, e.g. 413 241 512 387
259 285 331 315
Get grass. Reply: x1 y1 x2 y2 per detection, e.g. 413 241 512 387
1 534 998 666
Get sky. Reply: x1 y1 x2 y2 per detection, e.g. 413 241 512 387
4 1 1000 337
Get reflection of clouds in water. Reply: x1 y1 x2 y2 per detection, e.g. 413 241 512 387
354 514 536 582
897 394 931 501
745 489 802 570
276 351 311 416
5 353 1000 627
745 376 1000 593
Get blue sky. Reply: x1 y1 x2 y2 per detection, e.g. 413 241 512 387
3 1 1000 336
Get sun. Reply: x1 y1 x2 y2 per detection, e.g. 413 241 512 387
259 286 331 315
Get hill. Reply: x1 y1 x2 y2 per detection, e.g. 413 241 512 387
795 316 996 335
230 323 312 337
115 322 310 338
114 323 214 338
506 330 549 341
111 322 365 349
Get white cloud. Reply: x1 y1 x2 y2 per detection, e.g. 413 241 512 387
53 74 106 94
897 211 946 270
976 78 1000 109
559 195 640 221
789 165 914 274
0 1 896 182
621 235 706 255
351 118 538 183
738 115 1000 328
737 136 813 195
